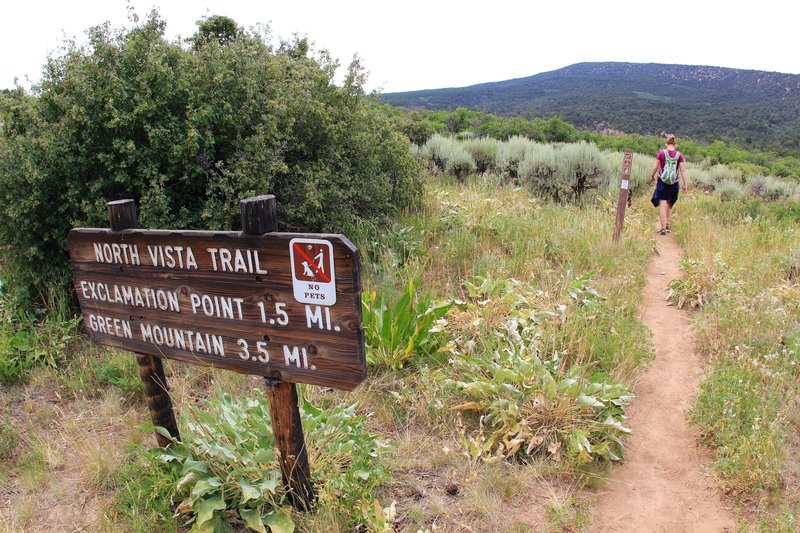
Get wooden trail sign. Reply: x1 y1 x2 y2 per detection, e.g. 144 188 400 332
68 195 366 509
68 202 366 391
613 150 634 242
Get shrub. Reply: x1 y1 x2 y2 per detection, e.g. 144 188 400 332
731 161 771 179
446 148 478 182
691 168 716 192
419 134 475 180
761 177 792 202
745 175 768 200
393 111 438 145
709 164 742 184
559 141 610 201
497 135 537 183
715 180 745 202
0 13 421 304
419 134 449 172
518 143 566 200
746 175 795 201
541 115 580 143
519 142 609 203
463 137 499 173
599 150 652 198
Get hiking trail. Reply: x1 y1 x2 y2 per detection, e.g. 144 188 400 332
589 231 736 532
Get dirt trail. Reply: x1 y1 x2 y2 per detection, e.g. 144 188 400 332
589 232 735 532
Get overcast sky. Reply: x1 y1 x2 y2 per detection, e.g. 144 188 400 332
3 0 799 94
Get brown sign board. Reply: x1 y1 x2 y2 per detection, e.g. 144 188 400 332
67 228 366 390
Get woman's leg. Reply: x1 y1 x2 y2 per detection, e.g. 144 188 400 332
666 202 673 228
659 200 668 230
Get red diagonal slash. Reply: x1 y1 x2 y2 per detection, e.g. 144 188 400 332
293 243 331 283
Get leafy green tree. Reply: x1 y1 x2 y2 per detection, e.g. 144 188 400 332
446 106 474 133
0 12 421 304
771 156 800 180
194 15 240 46
541 115 578 143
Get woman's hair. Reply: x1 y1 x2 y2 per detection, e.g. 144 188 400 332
666 134 677 146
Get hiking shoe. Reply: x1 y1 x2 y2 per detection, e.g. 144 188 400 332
659 229 667 235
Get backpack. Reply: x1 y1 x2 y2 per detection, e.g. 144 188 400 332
660 150 681 185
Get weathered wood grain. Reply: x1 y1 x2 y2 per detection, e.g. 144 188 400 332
136 353 180 447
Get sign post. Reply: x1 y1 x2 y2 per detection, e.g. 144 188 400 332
107 200 180 447
68 195 366 511
241 195 316 509
613 149 634 242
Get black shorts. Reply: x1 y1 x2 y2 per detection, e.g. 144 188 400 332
651 180 680 207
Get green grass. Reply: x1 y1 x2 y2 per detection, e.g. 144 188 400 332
673 195 800 523
106 446 181 532
94 349 144 398
0 289 81 385
545 496 591 531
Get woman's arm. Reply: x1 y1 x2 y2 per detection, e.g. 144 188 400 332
649 158 660 185
679 161 689 191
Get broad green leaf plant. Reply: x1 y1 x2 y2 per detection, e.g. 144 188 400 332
361 278 455 370
155 389 390 532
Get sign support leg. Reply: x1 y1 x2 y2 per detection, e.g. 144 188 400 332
107 199 180 447
264 378 316 510
240 195 317 510
136 353 181 447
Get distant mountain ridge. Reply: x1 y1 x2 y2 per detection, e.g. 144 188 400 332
381 62 800 150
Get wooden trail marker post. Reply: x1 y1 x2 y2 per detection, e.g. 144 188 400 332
68 195 366 510
613 149 634 242
107 200 180 447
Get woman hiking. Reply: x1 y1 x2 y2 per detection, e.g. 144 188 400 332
649 134 689 235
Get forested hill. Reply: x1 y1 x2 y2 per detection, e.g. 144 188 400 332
381 62 800 150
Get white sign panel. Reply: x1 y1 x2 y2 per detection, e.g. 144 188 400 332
290 238 337 305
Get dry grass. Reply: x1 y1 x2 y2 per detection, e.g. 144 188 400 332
0 350 153 531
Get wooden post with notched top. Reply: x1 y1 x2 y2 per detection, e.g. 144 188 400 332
613 150 634 242
107 200 180 447
241 195 317 510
